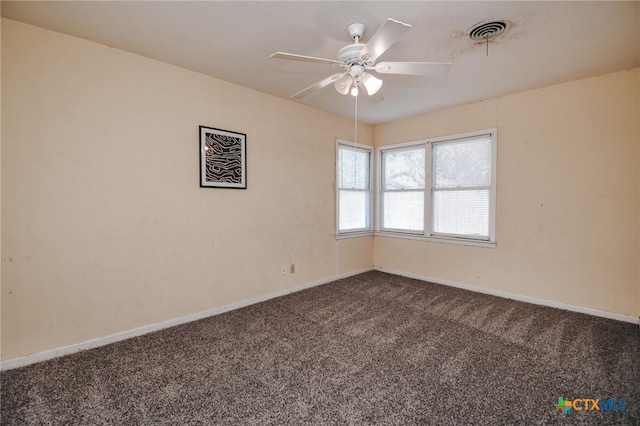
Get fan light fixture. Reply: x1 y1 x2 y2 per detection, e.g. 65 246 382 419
334 73 353 95
361 73 382 95
334 64 382 97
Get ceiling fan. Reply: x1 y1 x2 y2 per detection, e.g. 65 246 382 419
270 18 452 99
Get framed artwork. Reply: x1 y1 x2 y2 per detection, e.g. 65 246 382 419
199 126 247 189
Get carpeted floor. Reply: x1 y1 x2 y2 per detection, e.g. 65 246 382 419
2 271 639 425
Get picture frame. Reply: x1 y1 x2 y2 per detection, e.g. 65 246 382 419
199 126 247 189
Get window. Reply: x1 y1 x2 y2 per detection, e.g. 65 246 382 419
431 137 492 239
337 140 373 234
381 146 425 232
377 129 496 244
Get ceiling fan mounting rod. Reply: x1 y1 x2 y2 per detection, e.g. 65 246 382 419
347 22 365 42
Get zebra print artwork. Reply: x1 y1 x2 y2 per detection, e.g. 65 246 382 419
205 133 241 183
199 126 246 188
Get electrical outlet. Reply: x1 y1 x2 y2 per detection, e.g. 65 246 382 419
289 264 295 274
280 265 287 275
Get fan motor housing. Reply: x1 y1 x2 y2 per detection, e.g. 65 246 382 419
337 43 366 65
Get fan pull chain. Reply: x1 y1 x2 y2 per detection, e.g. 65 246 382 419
354 90 358 147
353 91 358 189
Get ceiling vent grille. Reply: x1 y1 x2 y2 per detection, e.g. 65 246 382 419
468 20 508 41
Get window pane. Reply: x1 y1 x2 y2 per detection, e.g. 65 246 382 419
383 148 425 190
434 139 491 188
383 191 424 231
339 190 368 230
339 147 369 190
432 190 489 238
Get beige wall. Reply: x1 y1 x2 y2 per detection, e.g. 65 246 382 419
0 14 3 358
0 19 373 361
2 17 638 364
375 69 640 318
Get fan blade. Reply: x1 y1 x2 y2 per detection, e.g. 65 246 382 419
374 61 452 76
359 18 411 62
291 72 347 99
270 52 344 66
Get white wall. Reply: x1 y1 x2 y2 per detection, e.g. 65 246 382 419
374 69 640 318
0 19 373 361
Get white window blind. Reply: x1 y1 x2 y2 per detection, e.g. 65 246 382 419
381 147 425 231
431 137 492 239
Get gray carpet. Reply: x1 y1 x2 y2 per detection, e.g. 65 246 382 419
2 271 639 425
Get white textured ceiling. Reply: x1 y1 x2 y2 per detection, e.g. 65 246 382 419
2 1 639 124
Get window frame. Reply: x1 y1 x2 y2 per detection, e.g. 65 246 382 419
336 139 374 237
376 129 497 247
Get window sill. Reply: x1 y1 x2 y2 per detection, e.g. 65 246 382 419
336 231 375 240
374 231 496 248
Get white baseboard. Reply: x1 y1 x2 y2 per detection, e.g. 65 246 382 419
375 266 640 325
0 267 374 371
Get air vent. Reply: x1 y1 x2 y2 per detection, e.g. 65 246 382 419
468 20 508 41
